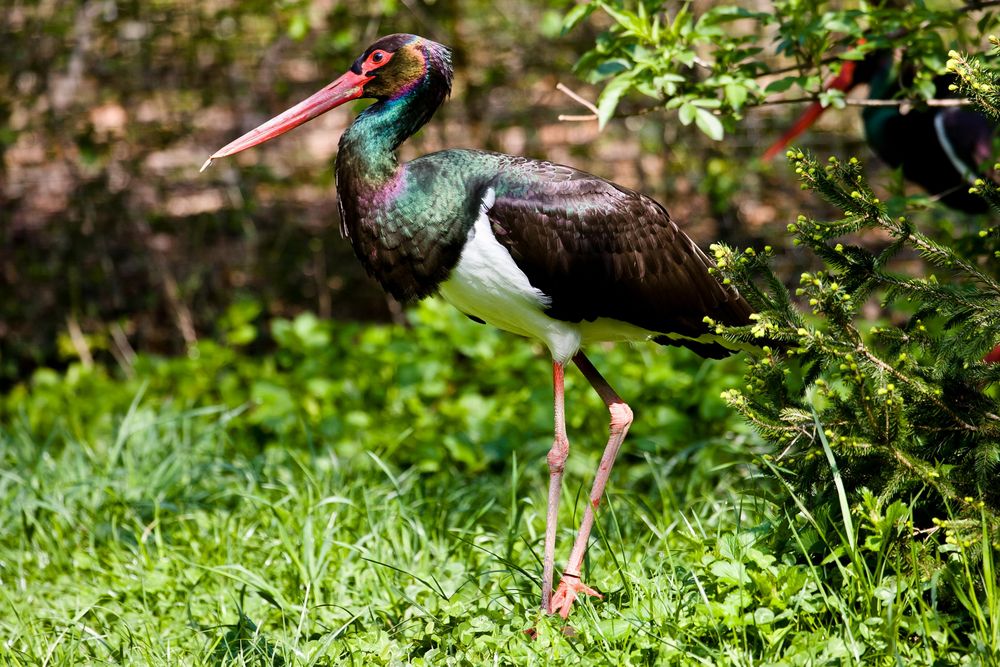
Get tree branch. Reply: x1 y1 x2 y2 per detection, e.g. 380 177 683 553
767 96 972 108
555 83 599 122
554 85 973 124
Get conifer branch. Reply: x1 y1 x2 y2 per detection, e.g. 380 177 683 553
714 147 1000 533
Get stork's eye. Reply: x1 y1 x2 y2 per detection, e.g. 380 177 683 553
372 52 385 63
367 50 388 67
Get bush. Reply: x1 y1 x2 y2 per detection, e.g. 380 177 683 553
712 150 1000 535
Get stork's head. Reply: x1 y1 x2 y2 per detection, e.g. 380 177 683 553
201 34 452 170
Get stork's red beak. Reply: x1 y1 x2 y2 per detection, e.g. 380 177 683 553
762 59 860 162
200 69 374 172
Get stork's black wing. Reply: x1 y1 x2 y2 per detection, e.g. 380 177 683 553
485 157 752 358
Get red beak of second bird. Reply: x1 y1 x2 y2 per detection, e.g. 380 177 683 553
761 59 860 162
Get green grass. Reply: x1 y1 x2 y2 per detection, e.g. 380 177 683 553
1 301 997 665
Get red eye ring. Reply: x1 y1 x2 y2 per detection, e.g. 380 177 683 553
370 50 387 64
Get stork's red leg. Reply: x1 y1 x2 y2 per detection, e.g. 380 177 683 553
541 361 569 613
549 351 633 619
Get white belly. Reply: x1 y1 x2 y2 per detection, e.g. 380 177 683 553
437 190 661 362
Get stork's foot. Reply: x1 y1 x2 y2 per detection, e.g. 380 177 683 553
549 575 602 619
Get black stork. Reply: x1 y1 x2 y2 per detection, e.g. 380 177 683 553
202 34 752 619
763 49 997 213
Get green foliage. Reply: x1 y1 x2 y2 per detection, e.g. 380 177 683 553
3 299 749 473
564 0 1000 137
711 150 1000 531
947 38 1000 124
3 303 998 664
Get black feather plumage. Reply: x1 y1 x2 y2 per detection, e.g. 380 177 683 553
484 156 752 358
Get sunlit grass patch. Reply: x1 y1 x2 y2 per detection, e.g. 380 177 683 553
1 304 997 664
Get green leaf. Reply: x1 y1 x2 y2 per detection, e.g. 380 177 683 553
596 59 631 77
652 72 685 97
676 49 697 68
710 559 746 584
819 88 846 110
695 107 724 141
562 2 596 34
596 72 633 129
596 617 632 640
824 19 855 33
765 76 800 94
754 607 776 625
692 98 722 109
678 101 696 126
725 83 748 110
840 47 869 61
599 2 643 35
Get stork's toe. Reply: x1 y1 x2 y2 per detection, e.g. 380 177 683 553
549 576 602 619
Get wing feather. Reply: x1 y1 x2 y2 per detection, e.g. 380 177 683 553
484 157 751 355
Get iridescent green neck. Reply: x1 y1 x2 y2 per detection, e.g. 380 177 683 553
337 90 437 184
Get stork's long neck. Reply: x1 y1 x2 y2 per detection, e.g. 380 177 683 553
334 77 461 303
336 86 443 189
